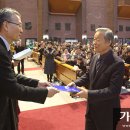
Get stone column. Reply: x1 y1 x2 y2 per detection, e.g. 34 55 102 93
106 0 118 32
37 0 49 42
82 0 87 35
37 0 44 42
0 0 6 8
43 0 49 39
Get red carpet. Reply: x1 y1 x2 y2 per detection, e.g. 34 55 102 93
120 93 130 108
18 101 86 130
18 93 130 130
24 67 42 71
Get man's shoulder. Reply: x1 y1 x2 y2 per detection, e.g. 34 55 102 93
0 42 6 54
113 53 124 63
0 38 7 51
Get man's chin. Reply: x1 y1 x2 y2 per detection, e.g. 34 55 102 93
14 38 21 41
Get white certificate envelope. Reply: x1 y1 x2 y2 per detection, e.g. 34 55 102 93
13 48 32 60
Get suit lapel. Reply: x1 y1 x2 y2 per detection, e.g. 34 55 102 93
93 61 109 83
91 50 114 87
90 55 98 81
0 37 8 50
89 55 99 89
0 37 12 60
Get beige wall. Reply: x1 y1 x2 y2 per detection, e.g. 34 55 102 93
1 0 38 45
118 19 130 38
0 0 129 43
49 15 76 42
84 0 117 38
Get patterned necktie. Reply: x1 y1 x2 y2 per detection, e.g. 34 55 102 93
8 50 13 60
95 57 103 74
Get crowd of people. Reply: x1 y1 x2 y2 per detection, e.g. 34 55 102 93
31 37 130 85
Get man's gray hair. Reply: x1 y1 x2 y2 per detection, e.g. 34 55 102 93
96 28 114 45
0 8 21 28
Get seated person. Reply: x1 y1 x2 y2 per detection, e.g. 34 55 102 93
125 48 130 64
74 56 86 77
61 48 71 63
66 47 82 66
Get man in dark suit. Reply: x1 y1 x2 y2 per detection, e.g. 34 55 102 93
68 28 125 130
14 39 25 74
0 8 59 130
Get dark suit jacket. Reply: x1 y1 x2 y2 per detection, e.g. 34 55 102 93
74 50 125 129
0 38 48 130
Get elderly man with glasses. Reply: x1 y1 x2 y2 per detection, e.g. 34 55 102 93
68 28 125 130
0 8 59 130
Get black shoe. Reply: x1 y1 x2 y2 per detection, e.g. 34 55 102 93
50 80 52 83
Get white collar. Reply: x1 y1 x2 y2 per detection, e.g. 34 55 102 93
0 35 10 51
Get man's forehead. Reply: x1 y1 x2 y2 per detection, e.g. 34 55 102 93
11 14 21 20
94 31 104 38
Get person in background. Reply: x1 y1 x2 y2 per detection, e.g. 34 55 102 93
75 56 86 77
14 39 25 74
44 41 56 82
38 41 45 64
61 48 71 63
124 47 130 64
67 28 125 130
0 8 59 130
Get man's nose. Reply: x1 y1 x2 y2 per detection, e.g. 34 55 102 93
20 27 23 33
93 41 96 45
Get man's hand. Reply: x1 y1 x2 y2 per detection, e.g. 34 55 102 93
47 87 59 97
38 81 51 87
12 60 19 67
67 82 76 87
74 87 88 99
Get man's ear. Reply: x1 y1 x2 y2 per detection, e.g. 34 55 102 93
109 40 112 45
3 21 9 32
106 40 111 47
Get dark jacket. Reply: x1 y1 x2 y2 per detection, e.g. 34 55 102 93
44 48 56 74
15 45 25 53
74 50 125 129
0 38 48 130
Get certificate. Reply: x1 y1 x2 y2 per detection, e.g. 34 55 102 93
53 85 80 93
13 48 32 60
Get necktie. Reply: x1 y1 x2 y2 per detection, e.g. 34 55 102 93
95 57 103 74
8 50 12 60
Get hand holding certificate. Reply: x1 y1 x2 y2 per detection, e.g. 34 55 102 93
13 48 32 60
52 85 80 93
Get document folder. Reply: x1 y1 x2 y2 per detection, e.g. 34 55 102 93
53 85 80 93
13 48 32 60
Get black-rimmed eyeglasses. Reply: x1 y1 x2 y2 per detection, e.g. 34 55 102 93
6 20 22 28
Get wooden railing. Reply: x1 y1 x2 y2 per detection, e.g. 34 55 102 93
54 59 77 85
124 63 130 79
32 51 40 64
32 51 130 85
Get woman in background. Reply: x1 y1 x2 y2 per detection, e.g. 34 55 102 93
44 42 56 82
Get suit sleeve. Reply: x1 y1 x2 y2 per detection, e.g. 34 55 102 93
0 51 48 104
74 72 90 87
88 62 125 104
16 74 39 88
